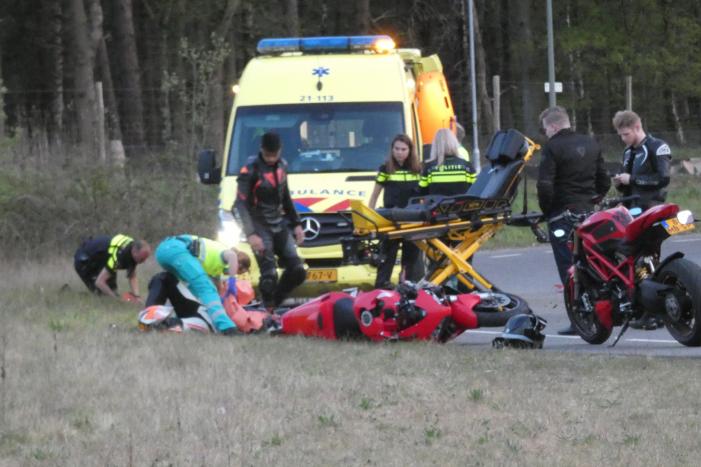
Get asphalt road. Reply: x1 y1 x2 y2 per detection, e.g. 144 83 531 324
454 233 701 357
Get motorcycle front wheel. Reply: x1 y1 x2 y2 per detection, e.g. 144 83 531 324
657 258 701 347
564 277 612 345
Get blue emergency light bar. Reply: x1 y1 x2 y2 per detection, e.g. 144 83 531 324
257 35 395 55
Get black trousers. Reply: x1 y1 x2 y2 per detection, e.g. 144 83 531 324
375 239 424 288
253 224 306 308
547 215 576 285
74 250 115 293
146 272 213 320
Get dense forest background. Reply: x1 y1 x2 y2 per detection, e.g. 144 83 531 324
1 0 701 163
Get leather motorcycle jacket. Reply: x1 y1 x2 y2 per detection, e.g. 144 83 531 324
617 134 671 209
234 153 301 236
537 128 611 217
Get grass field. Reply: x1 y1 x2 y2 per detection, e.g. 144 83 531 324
3 259 701 466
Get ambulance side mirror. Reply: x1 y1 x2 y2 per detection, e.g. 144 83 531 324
197 149 222 185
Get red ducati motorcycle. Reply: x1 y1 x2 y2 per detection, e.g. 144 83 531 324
277 282 528 343
563 198 700 346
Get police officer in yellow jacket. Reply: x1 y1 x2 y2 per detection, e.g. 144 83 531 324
74 234 151 301
420 128 476 196
155 234 243 335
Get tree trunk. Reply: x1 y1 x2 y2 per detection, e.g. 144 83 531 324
203 0 240 155
113 0 146 154
286 0 300 36
356 0 370 33
0 38 4 139
473 1 494 135
511 0 537 135
97 39 122 142
670 92 685 145
170 0 188 147
45 0 64 143
66 0 99 155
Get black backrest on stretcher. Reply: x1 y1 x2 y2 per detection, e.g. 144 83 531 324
467 129 528 200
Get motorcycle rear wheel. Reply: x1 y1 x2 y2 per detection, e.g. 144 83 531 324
473 292 530 327
564 277 612 345
657 258 701 347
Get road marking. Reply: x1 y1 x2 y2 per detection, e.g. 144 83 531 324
670 238 700 243
490 253 522 259
625 338 677 344
466 330 677 344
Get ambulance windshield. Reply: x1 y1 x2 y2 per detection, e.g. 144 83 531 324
226 102 404 174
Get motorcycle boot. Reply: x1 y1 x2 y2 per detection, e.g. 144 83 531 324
629 312 662 330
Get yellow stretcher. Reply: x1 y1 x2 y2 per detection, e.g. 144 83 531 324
341 129 544 293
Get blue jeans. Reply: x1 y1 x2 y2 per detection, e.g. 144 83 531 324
155 236 235 333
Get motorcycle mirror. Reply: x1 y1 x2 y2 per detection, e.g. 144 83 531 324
552 229 566 238
629 207 643 217
677 210 694 225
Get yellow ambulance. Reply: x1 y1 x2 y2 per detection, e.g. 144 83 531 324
198 35 457 295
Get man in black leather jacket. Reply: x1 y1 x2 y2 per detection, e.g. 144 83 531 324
612 110 671 211
537 106 611 335
234 132 306 311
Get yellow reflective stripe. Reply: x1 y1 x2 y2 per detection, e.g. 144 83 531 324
376 172 389 183
106 234 133 270
426 172 474 183
385 172 421 182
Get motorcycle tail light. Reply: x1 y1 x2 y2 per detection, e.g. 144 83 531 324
677 210 694 225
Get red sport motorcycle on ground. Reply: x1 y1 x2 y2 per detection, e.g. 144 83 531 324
562 197 701 346
276 282 529 343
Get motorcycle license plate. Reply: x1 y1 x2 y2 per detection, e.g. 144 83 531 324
662 217 695 235
307 268 337 282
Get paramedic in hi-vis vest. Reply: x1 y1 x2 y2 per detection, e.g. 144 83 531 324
154 235 243 335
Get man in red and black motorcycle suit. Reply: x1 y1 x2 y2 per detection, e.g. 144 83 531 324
233 132 306 312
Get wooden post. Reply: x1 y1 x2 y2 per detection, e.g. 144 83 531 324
95 81 106 163
492 75 501 132
625 75 633 110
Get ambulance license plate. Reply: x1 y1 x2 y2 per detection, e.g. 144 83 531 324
307 268 338 282
662 217 695 235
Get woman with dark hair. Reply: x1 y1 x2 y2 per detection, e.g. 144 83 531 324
368 134 424 288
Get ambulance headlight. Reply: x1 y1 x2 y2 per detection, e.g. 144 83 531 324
217 210 245 247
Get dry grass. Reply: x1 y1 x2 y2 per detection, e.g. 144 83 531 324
2 260 701 466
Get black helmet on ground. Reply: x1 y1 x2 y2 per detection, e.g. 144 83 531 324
492 313 547 349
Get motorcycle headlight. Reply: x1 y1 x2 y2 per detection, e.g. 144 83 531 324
217 210 245 247
677 210 694 225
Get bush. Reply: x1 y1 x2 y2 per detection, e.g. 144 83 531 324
0 151 219 259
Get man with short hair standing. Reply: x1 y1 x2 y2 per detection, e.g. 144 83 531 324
537 106 611 335
612 110 672 211
234 132 306 312
612 110 672 330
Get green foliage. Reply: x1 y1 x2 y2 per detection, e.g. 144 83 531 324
469 388 484 402
0 153 218 259
423 425 442 445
